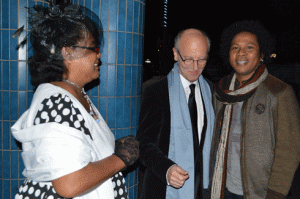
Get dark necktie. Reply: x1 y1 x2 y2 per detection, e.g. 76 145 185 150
188 84 205 199
188 84 199 155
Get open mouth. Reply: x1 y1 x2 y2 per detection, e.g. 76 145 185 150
237 61 248 65
94 64 100 71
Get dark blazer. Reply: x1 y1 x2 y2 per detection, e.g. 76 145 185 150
137 76 212 199
137 77 174 199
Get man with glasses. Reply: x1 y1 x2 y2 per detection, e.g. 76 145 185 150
137 29 215 199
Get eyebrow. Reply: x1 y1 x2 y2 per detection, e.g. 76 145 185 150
231 42 257 46
182 54 208 59
88 42 98 47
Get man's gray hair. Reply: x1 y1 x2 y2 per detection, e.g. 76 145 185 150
174 28 211 52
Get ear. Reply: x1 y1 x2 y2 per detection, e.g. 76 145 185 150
173 47 179 61
260 53 265 62
61 47 71 79
61 46 74 60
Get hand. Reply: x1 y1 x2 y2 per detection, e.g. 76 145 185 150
167 165 189 188
114 135 139 169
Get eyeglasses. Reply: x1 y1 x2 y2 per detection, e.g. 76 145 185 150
72 46 100 54
177 50 208 66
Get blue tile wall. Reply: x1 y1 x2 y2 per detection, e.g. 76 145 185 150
0 0 145 198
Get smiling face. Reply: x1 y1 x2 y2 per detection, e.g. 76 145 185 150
63 31 101 87
229 31 264 83
173 29 209 83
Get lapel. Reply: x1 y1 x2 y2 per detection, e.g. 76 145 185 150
155 77 171 154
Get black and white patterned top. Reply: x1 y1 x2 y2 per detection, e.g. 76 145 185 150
15 93 128 199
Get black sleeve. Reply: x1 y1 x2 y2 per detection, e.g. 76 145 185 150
137 81 175 184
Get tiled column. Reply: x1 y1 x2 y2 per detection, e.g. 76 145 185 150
0 0 145 198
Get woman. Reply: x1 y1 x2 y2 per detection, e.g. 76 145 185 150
210 20 300 199
12 1 138 199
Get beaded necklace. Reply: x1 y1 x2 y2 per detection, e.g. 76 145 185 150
63 79 99 123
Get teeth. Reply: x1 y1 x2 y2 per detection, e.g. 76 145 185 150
237 61 248 64
94 64 98 66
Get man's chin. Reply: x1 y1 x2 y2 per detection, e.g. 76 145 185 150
188 76 200 83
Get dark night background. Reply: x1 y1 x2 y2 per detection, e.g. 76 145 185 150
143 0 300 85
142 1 300 197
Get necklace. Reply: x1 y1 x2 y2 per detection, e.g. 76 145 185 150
64 79 82 92
63 79 99 122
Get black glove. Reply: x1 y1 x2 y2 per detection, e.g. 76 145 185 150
114 135 139 169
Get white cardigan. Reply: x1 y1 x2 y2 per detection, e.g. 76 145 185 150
12 83 116 199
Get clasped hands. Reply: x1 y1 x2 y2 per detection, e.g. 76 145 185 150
167 164 189 188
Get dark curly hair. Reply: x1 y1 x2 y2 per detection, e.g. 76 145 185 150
27 1 102 89
220 20 275 66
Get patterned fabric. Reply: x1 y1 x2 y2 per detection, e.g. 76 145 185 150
34 93 92 139
16 179 65 199
15 94 128 199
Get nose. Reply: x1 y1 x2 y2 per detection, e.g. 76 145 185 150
97 52 101 59
192 60 198 71
237 47 246 55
